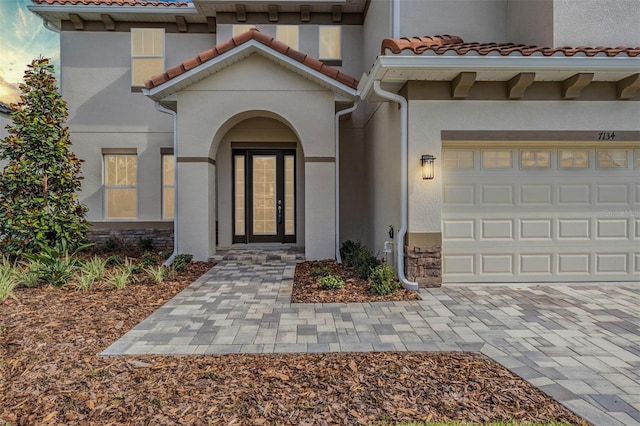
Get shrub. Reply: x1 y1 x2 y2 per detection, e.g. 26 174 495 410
145 265 167 284
340 240 365 267
22 240 89 287
0 57 89 255
74 273 95 292
369 263 400 295
103 237 122 253
352 249 380 279
138 237 154 252
140 252 158 268
81 255 107 282
0 258 19 302
105 254 122 266
310 265 331 277
172 253 193 272
318 274 345 290
15 261 41 288
160 249 173 260
108 260 136 290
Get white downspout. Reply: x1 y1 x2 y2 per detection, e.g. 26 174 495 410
155 103 178 266
373 81 419 291
391 0 400 39
42 20 60 33
334 100 359 263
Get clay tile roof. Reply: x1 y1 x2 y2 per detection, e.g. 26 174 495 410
145 28 359 90
381 35 640 57
32 0 190 6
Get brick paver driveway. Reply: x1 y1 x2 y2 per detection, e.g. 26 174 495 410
102 259 640 425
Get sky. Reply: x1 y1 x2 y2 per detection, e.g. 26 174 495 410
0 0 60 105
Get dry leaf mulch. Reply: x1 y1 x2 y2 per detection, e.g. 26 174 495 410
292 259 422 303
0 260 588 425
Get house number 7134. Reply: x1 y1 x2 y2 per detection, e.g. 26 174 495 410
598 131 616 140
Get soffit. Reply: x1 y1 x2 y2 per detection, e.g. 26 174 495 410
192 0 367 15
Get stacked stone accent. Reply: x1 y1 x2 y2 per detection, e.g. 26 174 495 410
405 245 442 288
87 228 174 250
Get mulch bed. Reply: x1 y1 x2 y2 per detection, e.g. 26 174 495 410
0 259 588 425
292 259 422 303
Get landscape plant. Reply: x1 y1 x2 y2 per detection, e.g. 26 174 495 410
369 263 400 295
318 274 345 290
172 253 193 272
74 273 95 292
108 264 132 290
22 240 89 288
81 255 107 282
0 57 88 254
352 248 380 279
339 240 365 267
15 260 41 288
145 265 167 283
0 257 19 302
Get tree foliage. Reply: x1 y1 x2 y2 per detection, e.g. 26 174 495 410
0 57 89 255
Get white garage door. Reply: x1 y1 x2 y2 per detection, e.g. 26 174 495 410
442 145 640 283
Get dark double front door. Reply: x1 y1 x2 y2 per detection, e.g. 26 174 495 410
232 149 296 243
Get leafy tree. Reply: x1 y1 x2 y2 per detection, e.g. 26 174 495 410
0 57 88 255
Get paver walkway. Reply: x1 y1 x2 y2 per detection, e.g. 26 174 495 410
102 258 640 426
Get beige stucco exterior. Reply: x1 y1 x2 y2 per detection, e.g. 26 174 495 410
172 53 339 260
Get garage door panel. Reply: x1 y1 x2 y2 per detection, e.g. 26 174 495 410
481 255 514 274
520 254 552 274
520 219 552 240
597 184 628 204
521 185 552 205
443 146 638 283
558 184 591 204
482 185 513 204
596 219 628 239
443 220 475 240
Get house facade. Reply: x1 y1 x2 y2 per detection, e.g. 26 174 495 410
28 0 639 286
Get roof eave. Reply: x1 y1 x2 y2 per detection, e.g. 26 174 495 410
143 40 359 102
359 54 640 100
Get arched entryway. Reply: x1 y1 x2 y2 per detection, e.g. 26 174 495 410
212 113 305 248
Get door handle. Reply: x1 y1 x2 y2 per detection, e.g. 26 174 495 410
277 199 282 224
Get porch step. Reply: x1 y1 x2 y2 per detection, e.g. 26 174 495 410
209 247 305 263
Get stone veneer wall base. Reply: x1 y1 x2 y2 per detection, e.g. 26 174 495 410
87 228 174 251
405 245 442 288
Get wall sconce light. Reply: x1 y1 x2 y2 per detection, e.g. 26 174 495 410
421 154 436 180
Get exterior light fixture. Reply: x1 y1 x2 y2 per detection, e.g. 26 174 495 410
421 154 436 180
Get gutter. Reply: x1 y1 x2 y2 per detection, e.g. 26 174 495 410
42 19 60 33
154 103 178 267
334 100 359 263
372 81 418 291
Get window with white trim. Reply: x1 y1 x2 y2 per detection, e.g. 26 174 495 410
276 25 299 50
597 149 628 168
559 149 589 168
482 150 512 169
131 28 164 87
104 154 137 219
319 26 341 59
443 150 474 169
233 25 256 37
634 149 640 169
162 154 175 220
521 150 551 168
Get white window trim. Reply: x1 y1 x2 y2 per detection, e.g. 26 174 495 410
481 149 513 170
596 149 628 169
558 149 590 169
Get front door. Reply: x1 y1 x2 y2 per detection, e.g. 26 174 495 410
233 149 296 243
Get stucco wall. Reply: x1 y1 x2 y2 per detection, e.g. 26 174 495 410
339 123 365 244
398 0 509 43
363 102 401 255
407 100 640 233
363 0 391 73
60 30 215 221
507 0 553 46
175 53 338 260
553 0 640 47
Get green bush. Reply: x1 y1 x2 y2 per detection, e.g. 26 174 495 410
22 240 89 287
369 263 400 295
80 255 107 282
15 261 41 288
145 265 167 284
74 273 95 292
353 249 380 279
318 274 345 290
138 237 154 252
105 254 122 266
339 240 365 267
140 251 158 268
103 237 122 253
0 257 19 302
0 58 89 255
172 253 193 272
310 265 330 277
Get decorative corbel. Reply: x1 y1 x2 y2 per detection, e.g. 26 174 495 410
451 72 476 99
507 73 536 99
300 5 311 22
68 13 84 30
332 5 343 22
236 4 247 22
268 5 278 22
100 14 115 31
616 73 640 100
175 16 188 33
562 73 593 100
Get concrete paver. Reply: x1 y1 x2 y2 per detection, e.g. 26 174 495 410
102 256 640 426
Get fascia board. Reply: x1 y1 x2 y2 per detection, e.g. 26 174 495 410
359 55 640 100
144 39 358 101
27 4 198 15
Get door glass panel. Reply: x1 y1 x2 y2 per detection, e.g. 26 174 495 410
234 155 245 236
253 155 276 235
285 155 295 235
